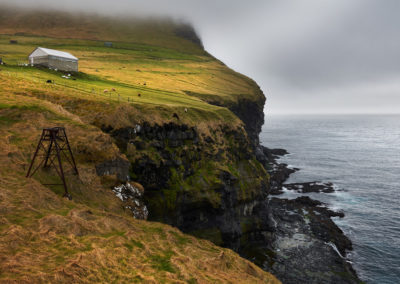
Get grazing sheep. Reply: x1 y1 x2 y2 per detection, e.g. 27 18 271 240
184 108 188 113
112 88 116 91
104 89 109 93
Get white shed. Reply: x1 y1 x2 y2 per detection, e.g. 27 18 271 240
29 47 78 72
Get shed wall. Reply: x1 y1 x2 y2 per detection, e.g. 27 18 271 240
30 55 78 72
48 57 78 72
30 56 49 67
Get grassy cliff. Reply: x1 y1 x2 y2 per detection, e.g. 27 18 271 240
0 7 276 283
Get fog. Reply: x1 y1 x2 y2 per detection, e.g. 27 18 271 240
2 0 400 114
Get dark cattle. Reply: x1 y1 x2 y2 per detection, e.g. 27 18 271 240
138 93 141 97
46 80 53 83
172 113 180 120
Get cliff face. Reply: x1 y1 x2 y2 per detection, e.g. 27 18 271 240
230 98 265 147
104 102 271 251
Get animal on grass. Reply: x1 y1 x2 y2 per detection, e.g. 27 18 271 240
46 79 53 83
112 88 116 91
184 108 188 113
173 113 180 120
138 93 141 97
104 89 109 93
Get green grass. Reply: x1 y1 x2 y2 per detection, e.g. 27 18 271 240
1 64 238 125
124 238 144 251
0 21 262 126
0 115 19 126
169 230 192 246
149 249 176 273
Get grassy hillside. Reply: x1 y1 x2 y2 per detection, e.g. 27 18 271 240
0 94 277 283
0 7 264 108
0 7 277 283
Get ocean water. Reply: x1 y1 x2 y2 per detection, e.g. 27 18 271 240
260 114 400 284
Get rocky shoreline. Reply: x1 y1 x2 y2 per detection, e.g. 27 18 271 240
246 146 361 284
100 118 362 283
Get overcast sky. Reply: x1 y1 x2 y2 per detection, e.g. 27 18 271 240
3 0 400 114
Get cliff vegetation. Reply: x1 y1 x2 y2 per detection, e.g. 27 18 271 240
0 6 277 283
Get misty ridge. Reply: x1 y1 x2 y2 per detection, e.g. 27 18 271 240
0 3 206 55
0 2 200 37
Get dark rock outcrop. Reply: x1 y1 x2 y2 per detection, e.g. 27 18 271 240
282 182 337 194
262 146 299 194
229 98 265 148
101 120 269 250
255 149 361 283
95 157 130 181
246 197 358 284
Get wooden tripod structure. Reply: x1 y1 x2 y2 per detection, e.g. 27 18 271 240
26 127 78 199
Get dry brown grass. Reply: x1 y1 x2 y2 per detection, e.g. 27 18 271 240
0 91 279 283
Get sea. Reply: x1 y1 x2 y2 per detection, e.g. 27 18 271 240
260 114 400 284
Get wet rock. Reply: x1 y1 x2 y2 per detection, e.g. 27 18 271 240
260 146 299 195
284 182 336 193
255 144 360 283
268 148 289 157
242 197 359 284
